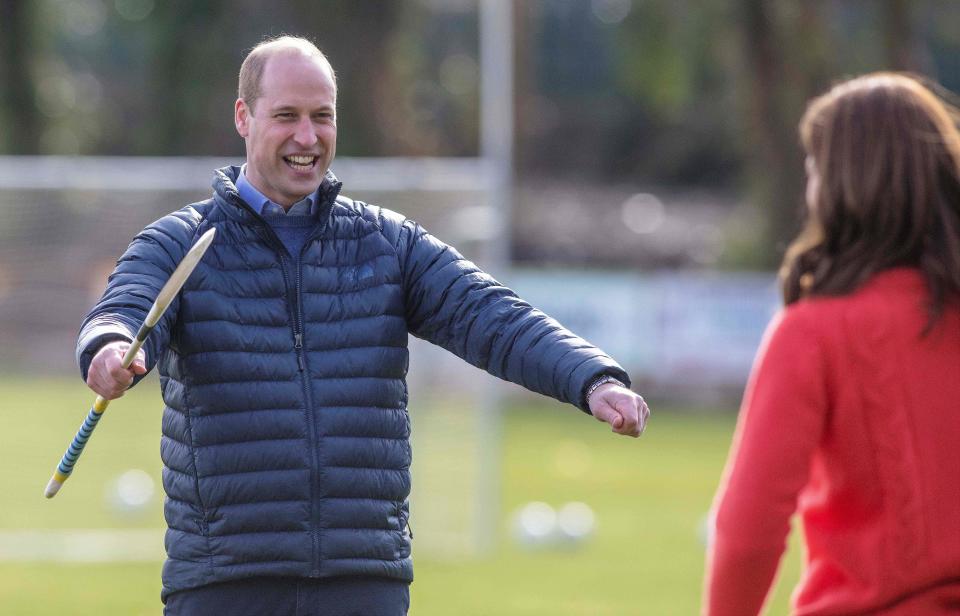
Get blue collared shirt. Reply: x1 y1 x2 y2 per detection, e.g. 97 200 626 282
236 165 320 217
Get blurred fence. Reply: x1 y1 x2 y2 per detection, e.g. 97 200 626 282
505 269 780 403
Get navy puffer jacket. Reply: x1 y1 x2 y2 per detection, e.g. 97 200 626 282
77 166 630 599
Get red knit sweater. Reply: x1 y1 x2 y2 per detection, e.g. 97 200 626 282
704 268 960 615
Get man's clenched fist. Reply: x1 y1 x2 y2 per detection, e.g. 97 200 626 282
86 341 146 399
588 383 650 437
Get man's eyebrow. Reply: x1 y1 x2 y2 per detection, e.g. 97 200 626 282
269 104 298 113
268 103 335 113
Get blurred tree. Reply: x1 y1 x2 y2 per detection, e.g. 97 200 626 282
303 1 407 156
3 0 958 270
515 1 743 186
882 0 924 70
735 0 928 266
77 0 408 156
144 2 233 154
735 0 827 266
0 0 40 154
370 2 479 156
611 0 742 186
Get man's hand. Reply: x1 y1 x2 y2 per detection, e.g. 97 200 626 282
86 341 147 400
588 383 650 437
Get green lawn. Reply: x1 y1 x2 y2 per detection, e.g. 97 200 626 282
0 378 800 614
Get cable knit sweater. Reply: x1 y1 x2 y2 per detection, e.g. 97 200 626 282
704 268 960 615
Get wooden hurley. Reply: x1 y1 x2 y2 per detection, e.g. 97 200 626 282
44 228 216 498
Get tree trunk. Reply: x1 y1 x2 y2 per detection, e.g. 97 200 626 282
882 0 916 70
738 0 825 265
740 0 790 264
0 0 40 153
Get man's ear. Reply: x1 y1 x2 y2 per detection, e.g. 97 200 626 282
235 98 250 137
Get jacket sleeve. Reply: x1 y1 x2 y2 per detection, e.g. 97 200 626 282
703 308 828 615
76 211 200 383
392 216 629 413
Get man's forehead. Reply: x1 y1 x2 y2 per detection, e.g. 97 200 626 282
262 50 335 83
258 56 336 106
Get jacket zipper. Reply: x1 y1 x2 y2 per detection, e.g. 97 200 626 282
279 248 321 577
294 247 323 576
238 194 325 577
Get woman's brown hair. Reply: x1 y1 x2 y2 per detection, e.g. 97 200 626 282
781 72 960 324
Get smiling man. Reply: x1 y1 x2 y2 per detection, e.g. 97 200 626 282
78 36 649 616
235 39 337 211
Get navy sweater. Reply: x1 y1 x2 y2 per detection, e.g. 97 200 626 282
264 210 316 258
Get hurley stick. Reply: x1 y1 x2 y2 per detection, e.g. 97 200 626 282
44 228 216 498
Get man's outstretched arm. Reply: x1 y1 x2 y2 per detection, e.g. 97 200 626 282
389 214 650 435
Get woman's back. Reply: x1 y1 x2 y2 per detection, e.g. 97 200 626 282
789 267 960 612
706 268 960 615
704 71 960 616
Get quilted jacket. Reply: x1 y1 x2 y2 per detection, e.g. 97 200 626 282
77 165 630 599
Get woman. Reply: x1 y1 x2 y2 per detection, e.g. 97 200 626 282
704 73 960 615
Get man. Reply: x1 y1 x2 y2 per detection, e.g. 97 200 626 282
80 36 649 616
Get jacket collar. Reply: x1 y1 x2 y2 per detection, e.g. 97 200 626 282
212 165 343 224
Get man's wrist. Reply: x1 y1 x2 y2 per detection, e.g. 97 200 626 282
585 375 626 404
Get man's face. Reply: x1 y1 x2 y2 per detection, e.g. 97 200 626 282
235 52 337 208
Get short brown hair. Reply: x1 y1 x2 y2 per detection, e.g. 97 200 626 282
781 72 960 325
238 35 336 112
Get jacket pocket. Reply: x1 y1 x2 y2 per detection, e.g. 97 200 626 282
398 502 412 539
395 501 412 559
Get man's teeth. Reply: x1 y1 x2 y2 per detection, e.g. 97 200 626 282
286 155 315 167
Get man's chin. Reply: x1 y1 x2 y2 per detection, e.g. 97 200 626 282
281 169 323 188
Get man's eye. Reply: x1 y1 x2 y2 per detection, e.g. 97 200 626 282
275 113 295 119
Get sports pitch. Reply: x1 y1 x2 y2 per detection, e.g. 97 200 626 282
1 378 800 614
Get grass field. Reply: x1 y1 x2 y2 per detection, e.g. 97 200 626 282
1 378 801 615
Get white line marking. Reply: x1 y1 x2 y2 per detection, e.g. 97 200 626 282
0 530 164 563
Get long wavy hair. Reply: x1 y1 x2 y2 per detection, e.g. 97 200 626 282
781 73 960 325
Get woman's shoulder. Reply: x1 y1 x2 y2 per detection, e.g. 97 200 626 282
780 267 928 338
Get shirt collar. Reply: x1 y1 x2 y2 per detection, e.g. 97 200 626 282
236 164 318 217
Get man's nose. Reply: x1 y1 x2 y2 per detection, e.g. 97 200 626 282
293 117 318 147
